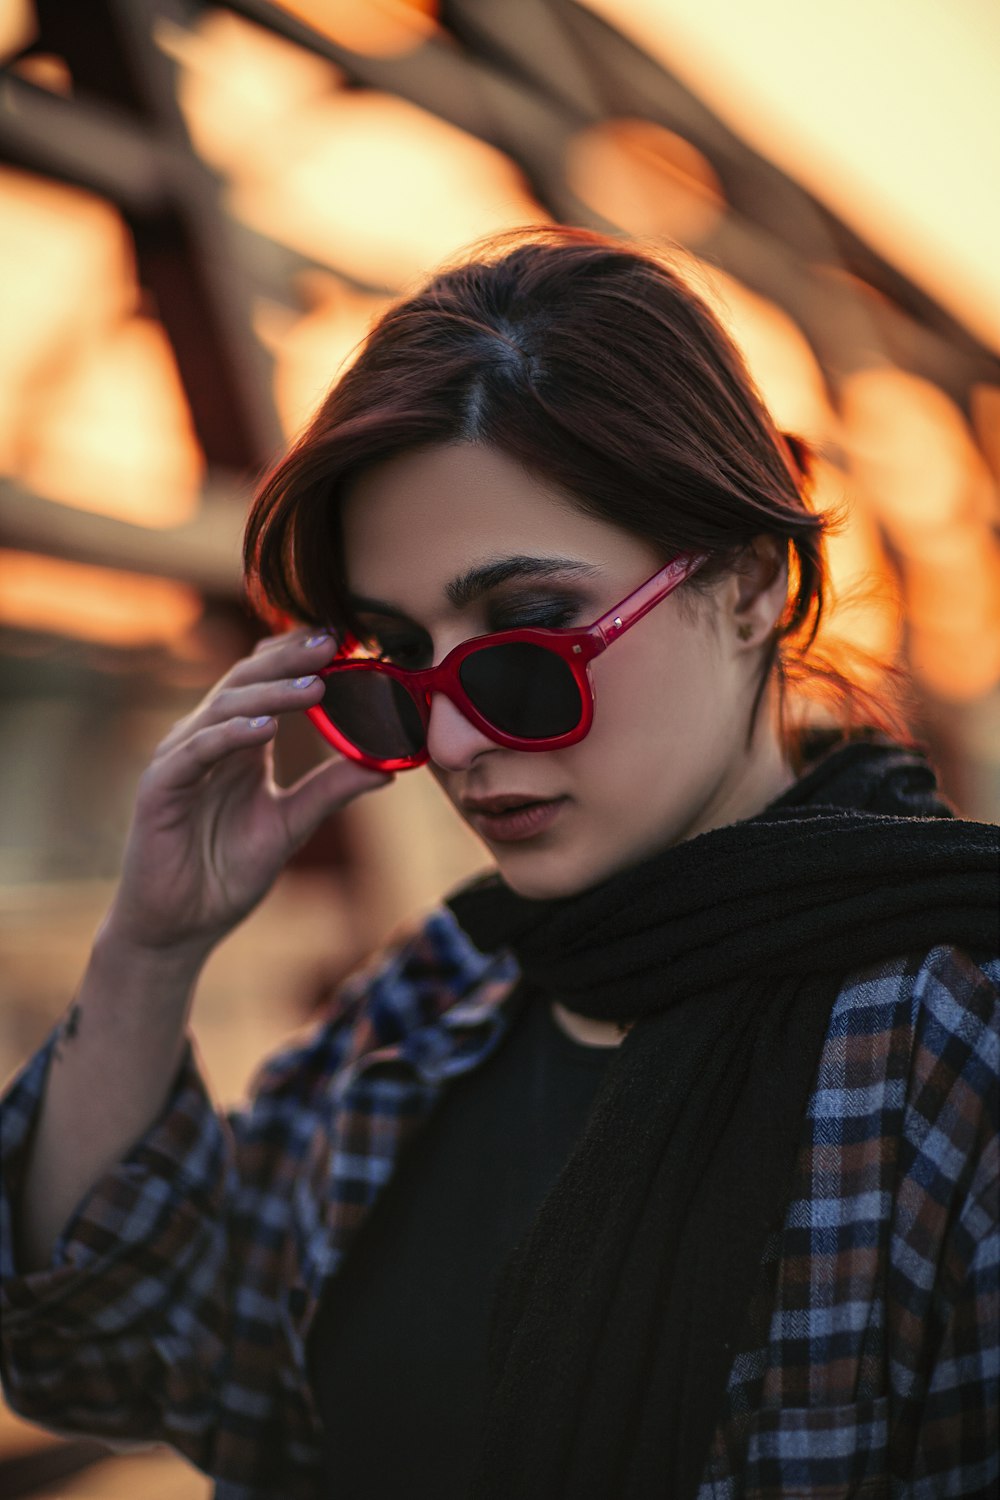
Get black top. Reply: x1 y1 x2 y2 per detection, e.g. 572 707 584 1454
308 993 614 1498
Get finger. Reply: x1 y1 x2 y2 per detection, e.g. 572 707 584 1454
250 623 331 652
154 632 341 759
202 630 337 703
229 628 340 685
153 674 330 762
144 715 278 795
191 673 329 731
277 756 393 851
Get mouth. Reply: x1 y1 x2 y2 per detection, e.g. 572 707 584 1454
460 793 569 844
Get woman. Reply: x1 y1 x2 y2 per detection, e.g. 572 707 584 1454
2 228 997 1499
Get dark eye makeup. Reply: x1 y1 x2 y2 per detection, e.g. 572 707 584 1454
487 596 583 633
355 589 588 669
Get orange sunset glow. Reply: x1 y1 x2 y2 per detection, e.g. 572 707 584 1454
1 550 202 647
0 0 997 800
0 6 997 1487
582 0 1000 354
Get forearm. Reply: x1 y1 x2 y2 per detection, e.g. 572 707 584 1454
15 921 207 1271
11 628 385 1274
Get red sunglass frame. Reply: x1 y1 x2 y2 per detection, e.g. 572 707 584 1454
306 551 708 771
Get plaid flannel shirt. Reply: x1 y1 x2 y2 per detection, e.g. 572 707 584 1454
1 909 997 1499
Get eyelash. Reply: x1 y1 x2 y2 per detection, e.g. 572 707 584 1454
496 603 580 632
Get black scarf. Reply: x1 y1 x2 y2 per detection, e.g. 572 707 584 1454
446 739 999 1499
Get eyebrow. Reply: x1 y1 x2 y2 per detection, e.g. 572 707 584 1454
347 555 601 618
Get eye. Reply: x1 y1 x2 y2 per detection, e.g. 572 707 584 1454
361 628 430 668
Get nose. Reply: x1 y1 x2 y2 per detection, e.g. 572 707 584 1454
424 690 496 772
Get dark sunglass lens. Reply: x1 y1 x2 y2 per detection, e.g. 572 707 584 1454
320 670 425 760
459 643 583 739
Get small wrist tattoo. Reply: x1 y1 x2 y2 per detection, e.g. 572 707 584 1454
54 1001 82 1059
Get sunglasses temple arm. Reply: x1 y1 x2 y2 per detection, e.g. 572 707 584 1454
592 552 709 648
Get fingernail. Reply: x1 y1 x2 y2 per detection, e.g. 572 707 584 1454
249 716 273 728
305 632 332 647
293 675 318 688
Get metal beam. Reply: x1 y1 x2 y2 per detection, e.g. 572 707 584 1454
1 479 245 597
224 0 999 402
5 0 285 474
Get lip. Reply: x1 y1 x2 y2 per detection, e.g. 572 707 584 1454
461 794 569 844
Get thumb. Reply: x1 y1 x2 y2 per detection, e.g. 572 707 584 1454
279 756 394 850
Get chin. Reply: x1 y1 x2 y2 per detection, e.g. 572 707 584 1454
490 845 612 902
491 819 680 899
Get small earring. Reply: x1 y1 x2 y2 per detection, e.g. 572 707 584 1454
737 622 754 641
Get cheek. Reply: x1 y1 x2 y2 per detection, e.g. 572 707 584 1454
589 624 716 747
576 628 734 799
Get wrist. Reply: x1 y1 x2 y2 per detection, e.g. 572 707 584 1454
89 914 211 1000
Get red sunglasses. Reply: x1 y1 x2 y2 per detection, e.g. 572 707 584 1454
306 551 707 772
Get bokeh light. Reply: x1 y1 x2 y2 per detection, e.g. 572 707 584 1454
581 0 1000 352
1 5 997 1485
566 119 725 245
0 169 202 528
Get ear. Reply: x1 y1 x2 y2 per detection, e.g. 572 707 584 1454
729 537 788 647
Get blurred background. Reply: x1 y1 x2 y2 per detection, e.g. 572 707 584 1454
1 0 998 1492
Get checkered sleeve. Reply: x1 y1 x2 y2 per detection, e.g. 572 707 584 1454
0 985 395 1497
899 948 999 1496
701 948 999 1499
0 1034 238 1469
0 907 509 1497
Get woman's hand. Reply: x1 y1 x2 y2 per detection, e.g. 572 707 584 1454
17 629 388 1271
103 629 389 965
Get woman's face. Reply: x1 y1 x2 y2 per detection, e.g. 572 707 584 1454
341 443 791 898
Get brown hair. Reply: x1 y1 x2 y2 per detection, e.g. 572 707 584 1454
244 226 907 750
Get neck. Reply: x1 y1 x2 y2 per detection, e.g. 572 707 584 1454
553 712 795 1044
682 696 795 844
